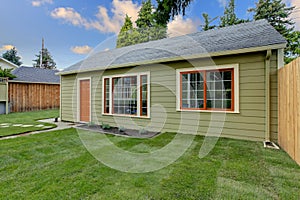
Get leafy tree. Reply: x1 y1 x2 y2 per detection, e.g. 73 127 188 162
33 48 56 69
220 0 246 27
0 67 16 79
2 47 22 66
201 13 217 31
249 0 298 63
154 0 193 25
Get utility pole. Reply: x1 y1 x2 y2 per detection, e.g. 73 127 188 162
40 38 44 68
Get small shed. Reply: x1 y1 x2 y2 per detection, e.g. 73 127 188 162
3 66 60 113
58 20 286 142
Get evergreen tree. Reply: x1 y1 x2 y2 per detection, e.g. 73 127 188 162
249 0 298 63
116 15 138 48
220 0 246 27
136 0 167 43
284 30 300 63
201 13 217 31
2 47 22 66
33 48 56 69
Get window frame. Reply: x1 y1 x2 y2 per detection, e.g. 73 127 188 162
102 72 150 118
176 64 239 113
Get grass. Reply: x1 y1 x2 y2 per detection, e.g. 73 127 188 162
0 128 300 199
0 109 59 137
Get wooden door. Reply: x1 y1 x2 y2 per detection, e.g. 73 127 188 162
79 79 90 122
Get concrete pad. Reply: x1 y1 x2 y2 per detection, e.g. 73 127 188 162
43 126 53 129
21 125 34 127
12 124 23 127
0 123 10 126
35 125 44 127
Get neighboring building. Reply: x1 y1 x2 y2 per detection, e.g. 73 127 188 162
0 57 19 70
6 66 60 113
58 20 286 142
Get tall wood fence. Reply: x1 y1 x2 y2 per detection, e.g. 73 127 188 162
278 57 300 165
8 82 60 113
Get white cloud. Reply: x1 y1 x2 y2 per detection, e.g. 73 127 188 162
71 45 92 54
0 45 15 51
50 0 140 34
32 0 53 7
217 0 227 8
51 7 88 27
167 16 200 37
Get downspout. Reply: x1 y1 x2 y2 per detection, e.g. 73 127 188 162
265 50 272 142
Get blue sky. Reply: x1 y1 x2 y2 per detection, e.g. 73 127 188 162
0 0 299 69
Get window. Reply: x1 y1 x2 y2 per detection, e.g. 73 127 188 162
140 75 148 116
104 78 110 114
178 65 238 112
103 73 150 117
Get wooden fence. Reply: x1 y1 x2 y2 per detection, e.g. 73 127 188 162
278 57 300 165
8 82 60 113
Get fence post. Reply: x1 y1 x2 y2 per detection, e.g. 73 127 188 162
5 78 8 114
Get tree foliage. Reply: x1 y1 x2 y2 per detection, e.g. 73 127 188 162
220 0 246 27
2 47 22 66
0 67 16 79
116 0 167 48
249 0 299 63
116 15 138 48
154 0 193 25
33 48 56 69
201 13 217 31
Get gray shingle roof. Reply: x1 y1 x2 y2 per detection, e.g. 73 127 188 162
11 66 60 84
60 20 286 75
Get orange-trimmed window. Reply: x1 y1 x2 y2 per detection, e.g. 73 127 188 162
180 68 234 111
103 78 110 114
103 73 149 117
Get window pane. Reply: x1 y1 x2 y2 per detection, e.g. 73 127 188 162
223 71 232 80
113 76 137 115
141 75 148 116
206 70 233 110
181 72 204 109
104 78 110 113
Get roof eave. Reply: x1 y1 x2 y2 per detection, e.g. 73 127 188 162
58 43 286 76
0 58 19 69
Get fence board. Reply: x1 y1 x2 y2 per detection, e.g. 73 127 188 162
278 57 300 166
8 82 60 113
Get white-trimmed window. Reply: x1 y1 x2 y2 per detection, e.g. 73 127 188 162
177 65 239 113
102 72 150 117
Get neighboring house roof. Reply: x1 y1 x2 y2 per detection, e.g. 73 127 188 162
10 66 60 84
0 57 19 69
59 19 286 75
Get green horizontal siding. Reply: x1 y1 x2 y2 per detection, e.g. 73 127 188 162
61 51 279 141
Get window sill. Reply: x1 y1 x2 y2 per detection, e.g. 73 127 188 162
102 113 151 119
176 109 240 114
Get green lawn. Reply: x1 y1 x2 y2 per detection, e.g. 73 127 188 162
0 109 59 137
0 128 300 199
